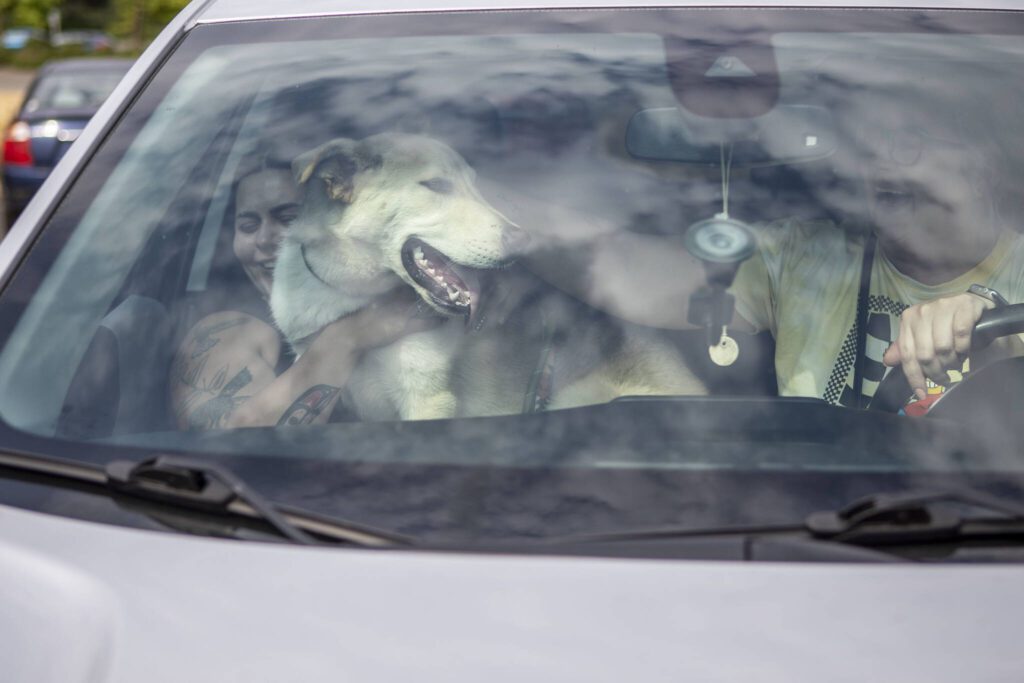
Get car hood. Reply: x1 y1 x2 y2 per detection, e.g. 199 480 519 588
1 503 1022 683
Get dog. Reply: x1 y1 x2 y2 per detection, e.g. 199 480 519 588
271 132 704 421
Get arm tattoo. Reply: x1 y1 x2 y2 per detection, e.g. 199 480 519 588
183 367 254 430
169 316 253 429
189 317 248 359
277 385 341 426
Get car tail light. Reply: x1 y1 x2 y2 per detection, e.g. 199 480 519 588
4 121 33 166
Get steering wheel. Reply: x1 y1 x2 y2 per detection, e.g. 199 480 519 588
869 303 1024 413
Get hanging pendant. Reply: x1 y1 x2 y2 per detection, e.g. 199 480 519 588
708 327 739 367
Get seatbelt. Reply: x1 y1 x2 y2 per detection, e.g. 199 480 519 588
853 232 877 409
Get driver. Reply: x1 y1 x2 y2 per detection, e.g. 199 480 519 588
728 101 1024 412
520 99 1024 412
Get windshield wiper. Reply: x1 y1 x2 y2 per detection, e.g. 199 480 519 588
805 488 1024 546
106 455 322 545
0 450 409 548
548 488 1024 561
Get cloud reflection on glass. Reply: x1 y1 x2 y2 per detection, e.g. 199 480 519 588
2 12 1023 543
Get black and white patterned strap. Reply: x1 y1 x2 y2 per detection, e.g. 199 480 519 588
852 233 877 409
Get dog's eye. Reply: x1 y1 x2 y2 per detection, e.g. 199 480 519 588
420 178 454 195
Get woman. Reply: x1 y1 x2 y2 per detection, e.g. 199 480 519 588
169 153 437 430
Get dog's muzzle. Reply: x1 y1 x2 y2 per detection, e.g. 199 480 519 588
401 238 485 325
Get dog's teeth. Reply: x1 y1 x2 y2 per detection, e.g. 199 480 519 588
414 246 424 260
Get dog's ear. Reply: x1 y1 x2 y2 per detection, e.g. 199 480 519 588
293 138 361 204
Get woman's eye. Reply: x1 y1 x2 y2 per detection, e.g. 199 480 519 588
237 221 259 234
420 177 454 195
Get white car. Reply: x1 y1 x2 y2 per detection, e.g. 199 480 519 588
3 1 1024 681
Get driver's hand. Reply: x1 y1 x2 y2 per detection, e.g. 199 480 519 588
882 292 993 398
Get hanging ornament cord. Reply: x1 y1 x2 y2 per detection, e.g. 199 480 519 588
718 141 733 219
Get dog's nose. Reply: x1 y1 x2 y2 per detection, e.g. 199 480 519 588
501 224 532 255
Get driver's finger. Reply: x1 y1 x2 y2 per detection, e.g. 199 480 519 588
930 308 959 370
897 318 927 399
909 311 944 382
882 339 902 367
951 304 976 357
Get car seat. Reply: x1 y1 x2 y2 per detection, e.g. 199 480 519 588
57 295 174 439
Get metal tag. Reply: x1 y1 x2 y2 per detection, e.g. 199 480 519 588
709 331 739 367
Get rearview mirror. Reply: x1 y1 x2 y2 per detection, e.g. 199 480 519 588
625 104 837 167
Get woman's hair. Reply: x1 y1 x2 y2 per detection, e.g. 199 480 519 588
202 144 298 322
231 144 295 202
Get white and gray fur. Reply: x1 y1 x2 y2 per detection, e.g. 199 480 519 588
271 133 704 421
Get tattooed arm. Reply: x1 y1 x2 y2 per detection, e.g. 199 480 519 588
169 310 347 429
226 306 416 428
172 287 441 430
169 312 282 430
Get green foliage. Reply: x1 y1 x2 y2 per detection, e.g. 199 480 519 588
110 0 189 48
0 0 58 30
0 37 98 68
62 0 115 31
0 0 191 66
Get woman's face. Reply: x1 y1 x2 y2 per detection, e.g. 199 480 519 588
233 168 301 298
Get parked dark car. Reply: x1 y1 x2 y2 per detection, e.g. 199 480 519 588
2 58 131 225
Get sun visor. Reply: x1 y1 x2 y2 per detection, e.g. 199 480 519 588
625 104 837 167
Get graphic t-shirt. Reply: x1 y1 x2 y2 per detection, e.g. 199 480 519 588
731 218 1024 408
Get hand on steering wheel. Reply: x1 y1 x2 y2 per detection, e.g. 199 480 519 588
882 293 993 400
871 303 1024 413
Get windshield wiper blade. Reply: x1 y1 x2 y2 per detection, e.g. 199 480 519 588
0 449 409 548
550 488 1024 555
805 488 1024 546
106 454 412 547
106 455 323 545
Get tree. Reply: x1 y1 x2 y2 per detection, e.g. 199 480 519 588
0 0 59 31
110 0 188 51
62 0 114 32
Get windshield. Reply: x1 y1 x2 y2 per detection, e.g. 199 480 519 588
1 8 1023 549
